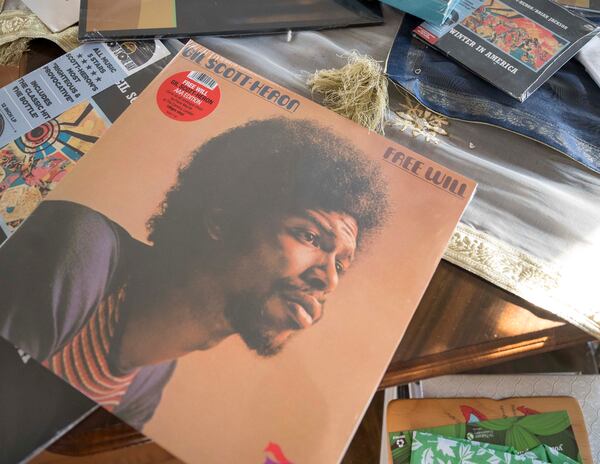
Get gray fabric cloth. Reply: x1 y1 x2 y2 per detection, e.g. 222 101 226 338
197 6 600 329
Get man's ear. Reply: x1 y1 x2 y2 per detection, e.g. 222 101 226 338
204 208 226 241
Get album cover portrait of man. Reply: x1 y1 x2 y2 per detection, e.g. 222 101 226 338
0 118 390 428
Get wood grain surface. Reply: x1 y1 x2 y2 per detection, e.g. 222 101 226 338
382 261 593 388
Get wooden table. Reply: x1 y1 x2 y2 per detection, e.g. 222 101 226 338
7 40 593 461
381 260 593 388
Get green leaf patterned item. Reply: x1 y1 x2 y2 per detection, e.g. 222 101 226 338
410 432 579 464
390 411 581 464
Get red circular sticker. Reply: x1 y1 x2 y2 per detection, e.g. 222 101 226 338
156 71 221 121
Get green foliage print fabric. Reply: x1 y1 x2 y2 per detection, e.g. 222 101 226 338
478 412 573 450
543 445 579 464
410 432 577 464
390 410 580 464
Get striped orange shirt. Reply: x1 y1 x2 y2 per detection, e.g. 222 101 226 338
43 287 138 411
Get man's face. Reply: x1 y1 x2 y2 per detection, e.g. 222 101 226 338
223 209 358 357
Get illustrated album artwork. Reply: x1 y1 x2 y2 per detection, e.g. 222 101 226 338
0 40 179 242
78 0 383 41
0 41 180 463
0 42 475 463
413 0 599 100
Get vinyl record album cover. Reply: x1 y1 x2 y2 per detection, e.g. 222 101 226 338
413 0 599 100
0 40 180 242
78 0 383 41
0 42 475 463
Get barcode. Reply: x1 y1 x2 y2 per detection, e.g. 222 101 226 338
187 71 217 90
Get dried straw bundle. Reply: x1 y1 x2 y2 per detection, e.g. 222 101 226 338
307 52 388 134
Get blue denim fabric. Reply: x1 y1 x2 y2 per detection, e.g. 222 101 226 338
386 15 600 174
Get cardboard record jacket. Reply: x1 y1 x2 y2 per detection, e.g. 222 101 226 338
0 41 476 463
79 0 383 41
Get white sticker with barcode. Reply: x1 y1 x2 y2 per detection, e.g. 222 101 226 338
187 71 218 90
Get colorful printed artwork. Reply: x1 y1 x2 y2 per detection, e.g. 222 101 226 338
460 405 488 423
390 411 581 464
462 0 569 71
263 442 293 464
410 431 579 464
0 101 108 232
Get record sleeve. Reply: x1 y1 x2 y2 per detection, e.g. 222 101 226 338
0 40 172 148
78 0 383 41
0 41 475 463
0 40 181 242
0 338 97 464
413 0 599 100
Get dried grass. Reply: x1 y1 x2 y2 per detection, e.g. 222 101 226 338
307 52 388 134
